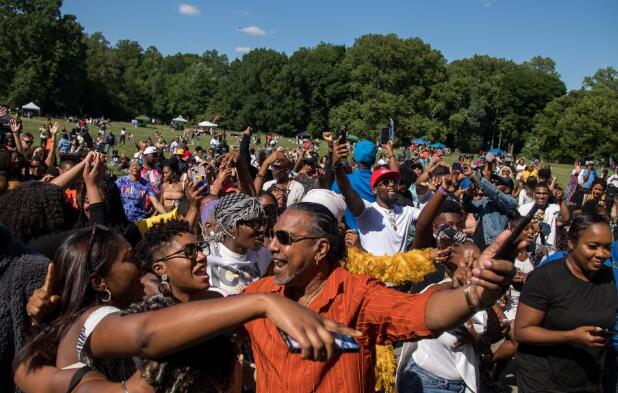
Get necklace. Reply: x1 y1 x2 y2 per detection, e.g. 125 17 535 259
381 206 398 230
299 280 327 307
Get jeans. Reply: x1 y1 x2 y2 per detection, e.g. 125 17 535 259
603 347 617 393
397 360 466 393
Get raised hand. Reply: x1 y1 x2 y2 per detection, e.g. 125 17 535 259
332 138 349 164
9 118 21 134
322 131 333 143
50 121 60 136
0 106 6 117
26 263 60 325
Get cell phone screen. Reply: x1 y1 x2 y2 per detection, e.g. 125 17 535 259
380 128 390 145
279 330 360 353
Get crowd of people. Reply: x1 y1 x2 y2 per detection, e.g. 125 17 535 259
0 112 617 393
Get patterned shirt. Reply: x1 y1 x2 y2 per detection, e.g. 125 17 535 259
115 176 155 221
243 267 437 393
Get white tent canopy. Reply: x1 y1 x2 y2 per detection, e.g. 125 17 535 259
198 120 218 127
172 115 188 123
22 102 40 112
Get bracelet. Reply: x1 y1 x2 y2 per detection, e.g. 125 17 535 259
256 173 266 180
464 284 484 312
388 154 395 160
437 187 448 196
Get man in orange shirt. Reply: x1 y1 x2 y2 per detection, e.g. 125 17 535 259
244 202 517 393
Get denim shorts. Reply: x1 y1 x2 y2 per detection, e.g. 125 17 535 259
397 360 466 393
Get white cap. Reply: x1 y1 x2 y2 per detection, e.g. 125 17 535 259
301 189 347 222
144 146 158 155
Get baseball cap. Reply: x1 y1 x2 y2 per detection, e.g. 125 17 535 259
353 140 377 166
176 148 185 156
144 146 157 155
370 167 401 189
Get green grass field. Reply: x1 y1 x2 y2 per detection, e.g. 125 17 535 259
18 115 574 187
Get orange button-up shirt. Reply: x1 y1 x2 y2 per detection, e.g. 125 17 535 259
243 267 437 393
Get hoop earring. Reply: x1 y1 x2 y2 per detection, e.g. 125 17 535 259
159 274 172 295
99 288 112 303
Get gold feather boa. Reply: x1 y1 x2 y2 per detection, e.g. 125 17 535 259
343 247 436 393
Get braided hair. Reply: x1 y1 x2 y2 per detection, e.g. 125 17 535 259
205 192 265 243
122 295 238 393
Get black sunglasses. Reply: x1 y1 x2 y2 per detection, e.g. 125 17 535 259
271 230 322 245
154 242 206 263
378 178 400 187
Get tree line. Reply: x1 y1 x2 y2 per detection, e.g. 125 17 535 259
1 0 616 162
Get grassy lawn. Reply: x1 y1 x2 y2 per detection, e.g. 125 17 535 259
18 115 574 187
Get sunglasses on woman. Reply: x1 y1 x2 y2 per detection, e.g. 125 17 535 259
269 230 322 245
154 242 208 263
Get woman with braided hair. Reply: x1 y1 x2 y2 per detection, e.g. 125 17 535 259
203 192 272 296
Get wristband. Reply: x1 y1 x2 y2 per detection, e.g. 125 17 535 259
256 173 266 180
388 155 395 160
464 284 483 312
437 187 448 196
333 162 344 170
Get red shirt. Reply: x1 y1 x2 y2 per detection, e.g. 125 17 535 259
243 267 437 393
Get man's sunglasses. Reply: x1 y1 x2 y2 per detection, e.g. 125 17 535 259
270 230 322 245
269 187 289 195
378 178 400 187
154 242 207 263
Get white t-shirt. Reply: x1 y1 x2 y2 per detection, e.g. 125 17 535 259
503 257 535 321
397 279 487 392
207 243 271 296
518 190 534 207
607 174 618 189
355 200 420 256
518 202 561 249
262 179 305 206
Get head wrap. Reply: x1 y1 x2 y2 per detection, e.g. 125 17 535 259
301 189 347 222
205 193 265 243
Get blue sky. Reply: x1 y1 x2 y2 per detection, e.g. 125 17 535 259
62 0 617 91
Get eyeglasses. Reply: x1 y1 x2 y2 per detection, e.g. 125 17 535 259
269 186 289 195
378 178 400 187
271 230 322 245
154 242 206 263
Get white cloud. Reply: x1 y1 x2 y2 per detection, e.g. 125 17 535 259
480 0 495 7
238 26 266 36
179 3 200 16
235 47 252 54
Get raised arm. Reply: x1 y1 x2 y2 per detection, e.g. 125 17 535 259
254 151 283 192
332 140 365 217
51 151 96 189
9 119 25 155
385 141 399 172
411 177 455 249
44 123 60 168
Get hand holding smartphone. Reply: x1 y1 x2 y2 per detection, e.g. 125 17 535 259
280 330 360 354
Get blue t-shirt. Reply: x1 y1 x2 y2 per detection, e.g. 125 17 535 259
115 176 155 222
332 168 374 231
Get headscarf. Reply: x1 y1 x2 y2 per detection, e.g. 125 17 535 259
205 193 265 243
301 189 347 222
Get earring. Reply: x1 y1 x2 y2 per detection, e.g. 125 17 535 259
99 288 112 303
159 274 172 295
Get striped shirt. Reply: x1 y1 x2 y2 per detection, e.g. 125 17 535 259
243 267 437 393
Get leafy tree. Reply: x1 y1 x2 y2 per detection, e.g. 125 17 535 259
582 66 618 92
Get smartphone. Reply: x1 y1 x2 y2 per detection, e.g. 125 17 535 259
190 165 206 183
380 128 390 145
336 129 347 145
494 203 541 260
280 330 360 353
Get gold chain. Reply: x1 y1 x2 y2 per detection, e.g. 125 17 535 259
299 280 327 307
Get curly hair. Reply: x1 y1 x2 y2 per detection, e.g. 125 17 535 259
134 220 192 272
123 295 238 393
0 181 70 242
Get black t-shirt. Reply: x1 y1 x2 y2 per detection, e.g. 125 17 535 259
516 258 618 393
